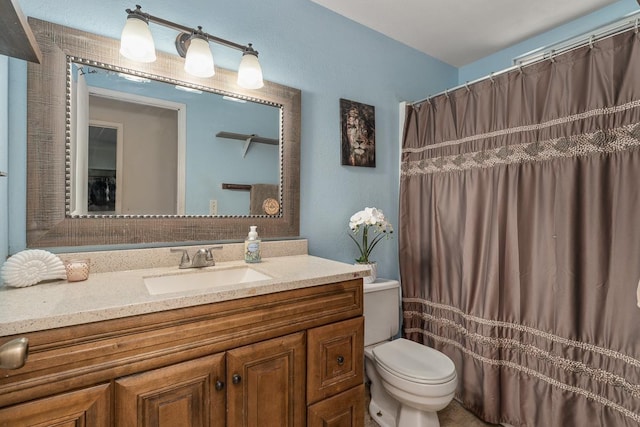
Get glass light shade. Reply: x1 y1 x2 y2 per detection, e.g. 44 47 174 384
237 53 264 89
184 37 215 78
119 16 157 63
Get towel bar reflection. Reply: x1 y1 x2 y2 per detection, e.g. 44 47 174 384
222 183 252 191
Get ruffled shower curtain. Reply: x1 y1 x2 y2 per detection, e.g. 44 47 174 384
400 28 640 426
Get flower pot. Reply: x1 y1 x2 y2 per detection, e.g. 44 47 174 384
356 261 377 284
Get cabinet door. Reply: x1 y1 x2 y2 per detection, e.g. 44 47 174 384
307 316 364 404
307 384 365 427
226 332 305 427
0 383 111 427
115 353 226 427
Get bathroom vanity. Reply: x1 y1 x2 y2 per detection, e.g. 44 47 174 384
0 252 367 426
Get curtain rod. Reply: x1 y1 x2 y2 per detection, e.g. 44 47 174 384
411 11 640 107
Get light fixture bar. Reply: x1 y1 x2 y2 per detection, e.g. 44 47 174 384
122 5 264 88
126 5 249 53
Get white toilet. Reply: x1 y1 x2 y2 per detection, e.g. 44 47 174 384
364 279 457 427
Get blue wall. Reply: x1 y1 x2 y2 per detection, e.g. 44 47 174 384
7 59 27 255
0 57 7 263
459 0 639 83
182 92 279 216
4 0 457 280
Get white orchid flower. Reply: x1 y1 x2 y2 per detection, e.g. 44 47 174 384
347 207 394 264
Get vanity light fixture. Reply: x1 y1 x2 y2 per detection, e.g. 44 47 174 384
118 72 151 83
175 85 203 94
120 5 264 89
222 95 247 103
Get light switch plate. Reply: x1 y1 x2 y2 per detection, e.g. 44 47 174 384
209 200 218 215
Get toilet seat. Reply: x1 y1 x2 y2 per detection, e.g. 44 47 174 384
372 338 456 385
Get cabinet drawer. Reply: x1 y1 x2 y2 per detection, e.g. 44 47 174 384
307 316 364 404
307 384 365 427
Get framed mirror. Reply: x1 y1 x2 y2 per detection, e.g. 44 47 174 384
26 18 300 248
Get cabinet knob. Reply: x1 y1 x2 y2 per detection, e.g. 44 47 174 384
336 355 345 366
232 374 242 384
215 380 225 391
0 337 29 370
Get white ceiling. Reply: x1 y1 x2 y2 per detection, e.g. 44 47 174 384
310 0 618 67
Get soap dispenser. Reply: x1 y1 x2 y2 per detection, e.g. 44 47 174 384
244 226 261 263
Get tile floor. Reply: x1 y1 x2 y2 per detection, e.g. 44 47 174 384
364 385 499 427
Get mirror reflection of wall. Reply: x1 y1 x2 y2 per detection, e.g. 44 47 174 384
70 63 281 217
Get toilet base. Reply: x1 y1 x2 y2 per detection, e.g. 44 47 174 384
368 398 396 427
397 405 440 427
365 341 454 427
365 354 398 427
368 397 442 427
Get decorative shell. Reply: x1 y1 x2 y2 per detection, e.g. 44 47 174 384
1 249 67 288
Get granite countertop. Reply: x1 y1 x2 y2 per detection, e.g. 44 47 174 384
0 255 369 336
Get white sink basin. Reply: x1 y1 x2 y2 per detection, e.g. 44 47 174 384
144 266 272 295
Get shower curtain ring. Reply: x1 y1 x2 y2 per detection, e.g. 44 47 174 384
635 19 639 34
589 35 595 49
489 72 494 83
550 50 556 63
465 82 470 92
444 89 449 99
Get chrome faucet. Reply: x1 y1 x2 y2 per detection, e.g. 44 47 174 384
170 246 223 269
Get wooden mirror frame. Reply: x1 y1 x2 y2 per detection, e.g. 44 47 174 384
26 18 300 248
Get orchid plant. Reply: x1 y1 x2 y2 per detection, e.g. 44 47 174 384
348 207 394 264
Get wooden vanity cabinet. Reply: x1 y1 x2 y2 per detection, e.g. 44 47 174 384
0 279 364 427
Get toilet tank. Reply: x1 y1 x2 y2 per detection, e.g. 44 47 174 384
363 279 400 346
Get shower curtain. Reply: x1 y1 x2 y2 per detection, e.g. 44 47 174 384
400 28 640 426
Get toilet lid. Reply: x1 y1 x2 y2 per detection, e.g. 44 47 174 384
372 338 456 385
